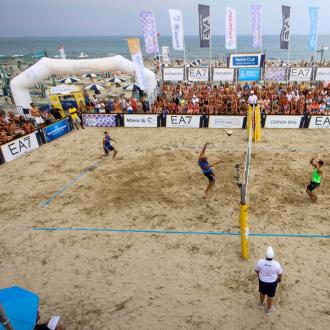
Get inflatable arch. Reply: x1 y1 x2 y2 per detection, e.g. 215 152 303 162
10 55 157 109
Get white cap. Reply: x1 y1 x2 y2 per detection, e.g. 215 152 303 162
266 246 274 259
250 90 254 94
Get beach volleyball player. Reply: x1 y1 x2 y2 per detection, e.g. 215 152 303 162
101 131 118 159
198 143 225 198
306 155 324 202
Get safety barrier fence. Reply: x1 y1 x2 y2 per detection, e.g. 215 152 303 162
1 114 330 165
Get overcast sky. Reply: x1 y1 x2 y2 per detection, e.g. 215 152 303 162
0 0 328 37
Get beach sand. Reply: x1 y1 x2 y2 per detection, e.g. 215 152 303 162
0 127 329 329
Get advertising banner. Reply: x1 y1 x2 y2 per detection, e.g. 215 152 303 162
162 46 170 65
139 11 159 54
209 116 244 128
198 4 210 48
1 132 39 162
264 67 287 81
315 68 330 81
188 67 209 81
127 38 147 90
289 67 312 82
43 117 72 142
212 68 234 82
163 67 184 81
239 68 260 81
251 5 262 49
124 114 158 128
225 7 237 50
166 115 201 128
280 5 291 50
309 116 330 129
83 114 117 127
308 7 319 51
169 9 185 51
49 84 79 95
229 53 261 68
265 115 303 128
58 44 66 59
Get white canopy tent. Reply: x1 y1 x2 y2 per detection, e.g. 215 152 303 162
10 55 157 109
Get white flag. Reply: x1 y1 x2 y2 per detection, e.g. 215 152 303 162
169 9 185 51
225 7 237 50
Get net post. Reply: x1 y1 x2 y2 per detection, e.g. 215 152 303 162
239 202 249 260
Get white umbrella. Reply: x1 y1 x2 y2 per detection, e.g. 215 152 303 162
82 73 98 78
59 77 80 84
84 83 105 91
108 77 126 83
123 83 142 91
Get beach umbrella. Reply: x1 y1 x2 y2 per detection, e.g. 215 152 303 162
108 77 126 83
0 286 39 330
82 73 98 78
84 83 105 91
123 83 142 91
59 77 80 84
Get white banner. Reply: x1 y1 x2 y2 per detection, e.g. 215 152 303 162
128 38 147 90
315 68 330 81
309 116 330 128
124 114 158 128
265 115 302 128
209 116 244 128
163 67 184 81
49 84 79 95
169 9 185 51
166 115 201 128
188 67 209 81
139 11 159 54
225 7 237 50
1 132 39 162
162 46 170 65
212 68 234 81
289 67 312 82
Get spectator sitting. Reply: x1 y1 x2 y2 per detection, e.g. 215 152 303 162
30 103 45 128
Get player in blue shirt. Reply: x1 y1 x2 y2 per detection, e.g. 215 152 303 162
198 143 224 198
102 131 118 159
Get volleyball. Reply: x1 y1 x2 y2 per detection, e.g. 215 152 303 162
227 130 233 136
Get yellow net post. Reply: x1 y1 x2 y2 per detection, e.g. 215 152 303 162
247 105 262 143
239 204 249 260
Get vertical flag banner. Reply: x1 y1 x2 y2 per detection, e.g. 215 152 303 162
162 46 170 65
127 38 147 90
58 44 66 59
225 7 237 50
139 11 159 54
251 5 262 49
280 5 291 50
198 4 210 48
308 7 319 51
169 9 185 51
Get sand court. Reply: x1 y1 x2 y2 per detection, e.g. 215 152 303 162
0 127 330 329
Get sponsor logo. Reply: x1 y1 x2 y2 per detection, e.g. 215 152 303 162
167 115 201 128
309 116 330 128
265 115 302 128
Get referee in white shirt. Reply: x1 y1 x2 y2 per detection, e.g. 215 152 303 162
248 90 258 106
255 246 283 313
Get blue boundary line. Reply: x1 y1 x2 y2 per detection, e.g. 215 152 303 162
32 227 330 239
41 159 103 207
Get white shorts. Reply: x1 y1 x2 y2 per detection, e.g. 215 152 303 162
35 116 45 125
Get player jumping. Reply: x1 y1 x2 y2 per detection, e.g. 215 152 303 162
198 143 225 199
101 131 118 159
306 155 324 202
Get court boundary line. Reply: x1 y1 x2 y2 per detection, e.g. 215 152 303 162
40 159 104 207
32 227 330 239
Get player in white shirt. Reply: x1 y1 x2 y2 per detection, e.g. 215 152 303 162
248 91 258 106
255 246 283 313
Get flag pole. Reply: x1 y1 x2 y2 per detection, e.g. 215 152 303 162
287 33 290 85
313 8 319 78
209 9 212 69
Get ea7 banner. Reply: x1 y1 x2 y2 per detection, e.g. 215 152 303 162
280 5 291 50
225 7 237 50
251 5 262 49
139 11 159 54
1 132 39 162
289 67 312 82
163 68 184 81
188 67 209 82
198 4 210 48
127 38 147 90
308 7 319 51
309 116 330 129
169 9 184 51
212 68 234 82
166 115 201 128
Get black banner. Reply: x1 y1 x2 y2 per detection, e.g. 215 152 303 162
280 5 291 50
198 4 210 48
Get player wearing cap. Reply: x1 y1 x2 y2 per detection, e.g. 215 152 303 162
198 143 225 199
248 90 258 106
255 246 283 314
306 155 324 202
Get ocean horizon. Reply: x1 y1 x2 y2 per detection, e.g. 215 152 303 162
1 35 330 62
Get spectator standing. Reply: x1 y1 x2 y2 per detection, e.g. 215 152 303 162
68 106 83 130
255 246 283 314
